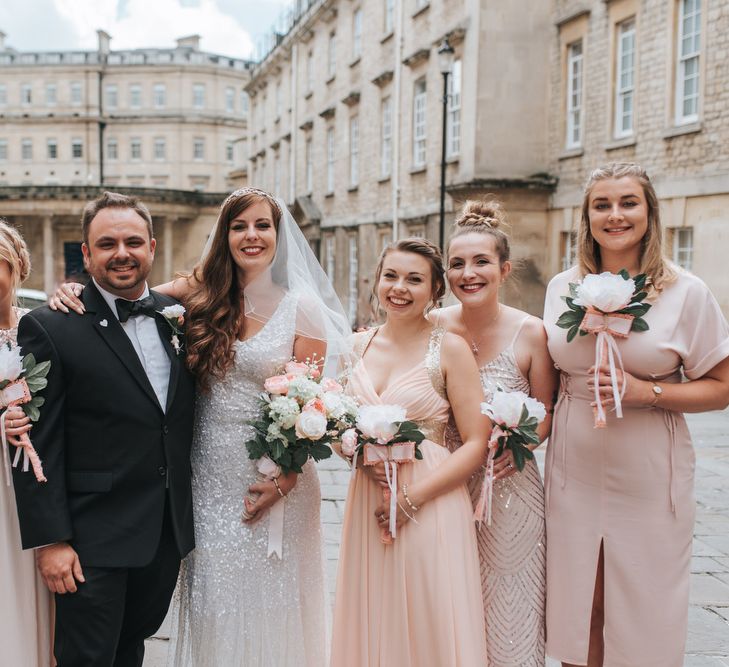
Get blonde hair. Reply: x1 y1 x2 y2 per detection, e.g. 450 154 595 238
449 199 510 265
579 162 675 292
0 219 31 306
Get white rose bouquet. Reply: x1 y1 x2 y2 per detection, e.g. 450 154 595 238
556 270 652 427
347 404 426 542
476 390 546 526
243 357 358 557
0 343 51 485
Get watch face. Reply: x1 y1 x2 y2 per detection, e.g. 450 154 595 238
653 385 663 395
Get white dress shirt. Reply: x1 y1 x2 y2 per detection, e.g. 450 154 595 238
93 279 171 411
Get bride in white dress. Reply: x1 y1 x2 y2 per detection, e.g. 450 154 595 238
158 188 349 666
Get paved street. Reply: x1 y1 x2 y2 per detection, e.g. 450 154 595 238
145 409 729 666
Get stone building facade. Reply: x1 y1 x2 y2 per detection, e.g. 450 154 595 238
0 30 252 292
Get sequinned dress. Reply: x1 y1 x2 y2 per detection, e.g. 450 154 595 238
1 307 53 666
446 316 546 666
331 327 487 667
167 292 328 667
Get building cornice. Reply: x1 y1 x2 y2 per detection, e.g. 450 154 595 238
448 175 558 195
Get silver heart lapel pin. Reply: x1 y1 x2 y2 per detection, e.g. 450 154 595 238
99 319 108 327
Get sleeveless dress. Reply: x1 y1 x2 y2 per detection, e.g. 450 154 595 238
167 292 328 667
543 268 729 666
447 317 546 666
331 327 487 667
0 307 53 666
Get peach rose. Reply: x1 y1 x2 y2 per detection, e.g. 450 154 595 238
321 377 343 393
304 398 327 414
285 361 310 377
264 374 290 395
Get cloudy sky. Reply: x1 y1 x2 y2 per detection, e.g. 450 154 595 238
0 0 290 59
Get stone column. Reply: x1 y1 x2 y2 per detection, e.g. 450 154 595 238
42 215 54 295
163 217 174 280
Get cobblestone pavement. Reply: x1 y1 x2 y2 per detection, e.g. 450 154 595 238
145 409 729 666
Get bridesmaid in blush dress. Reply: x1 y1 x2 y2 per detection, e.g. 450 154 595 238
543 163 729 667
331 238 491 667
437 199 557 667
0 220 53 666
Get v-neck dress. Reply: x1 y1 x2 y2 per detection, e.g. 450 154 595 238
330 327 487 667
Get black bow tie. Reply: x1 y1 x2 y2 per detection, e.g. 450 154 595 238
115 295 157 323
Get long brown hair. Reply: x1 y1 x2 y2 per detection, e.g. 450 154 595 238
579 162 676 292
185 190 281 388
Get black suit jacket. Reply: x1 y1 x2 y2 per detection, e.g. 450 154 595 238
12 283 196 567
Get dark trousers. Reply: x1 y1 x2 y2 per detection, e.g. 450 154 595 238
53 508 180 667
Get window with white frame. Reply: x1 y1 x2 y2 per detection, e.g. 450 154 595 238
566 40 584 149
153 83 166 108
129 84 142 109
47 139 58 160
0 139 7 161
381 96 392 178
72 138 83 159
326 127 335 192
70 82 82 106
225 87 235 113
46 84 57 106
226 140 234 163
0 84 6 106
107 138 118 160
352 8 363 61
306 50 314 93
328 32 337 78
130 137 142 160
154 137 166 160
21 84 32 105
305 138 313 193
240 91 249 115
560 231 578 271
193 83 205 109
349 115 359 188
106 84 118 109
676 0 701 124
348 234 359 324
447 59 462 158
672 227 693 269
384 0 394 33
614 19 636 138
193 137 205 160
412 78 427 167
21 138 33 160
325 235 335 278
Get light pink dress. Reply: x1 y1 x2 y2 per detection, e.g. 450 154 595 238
331 327 487 667
1 308 53 666
543 268 729 667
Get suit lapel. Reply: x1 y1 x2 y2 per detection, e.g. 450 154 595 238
150 291 182 413
83 283 164 413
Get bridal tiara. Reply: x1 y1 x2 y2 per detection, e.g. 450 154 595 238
222 187 282 217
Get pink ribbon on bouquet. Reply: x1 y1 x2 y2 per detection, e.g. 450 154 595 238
364 442 415 542
0 378 46 486
474 425 507 527
580 308 633 428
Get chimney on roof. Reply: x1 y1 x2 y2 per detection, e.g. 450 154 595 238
97 29 111 55
0 31 6 51
176 34 201 50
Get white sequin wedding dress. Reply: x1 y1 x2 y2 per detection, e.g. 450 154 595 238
167 293 328 667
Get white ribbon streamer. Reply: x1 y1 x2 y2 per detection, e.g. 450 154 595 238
267 500 285 559
592 331 627 427
383 460 398 539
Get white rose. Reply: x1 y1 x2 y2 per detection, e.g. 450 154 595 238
356 404 407 444
160 304 186 319
295 408 328 440
0 344 24 381
481 390 538 429
341 428 358 457
322 391 345 419
287 376 322 404
256 455 281 479
573 272 635 313
269 396 301 429
522 394 547 424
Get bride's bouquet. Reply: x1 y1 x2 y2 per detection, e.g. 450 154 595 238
477 390 546 526
244 358 358 557
0 343 51 485
556 270 651 427
342 404 425 543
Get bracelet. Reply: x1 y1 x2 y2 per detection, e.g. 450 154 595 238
401 483 420 513
273 477 285 498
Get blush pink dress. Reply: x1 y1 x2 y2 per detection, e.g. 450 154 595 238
543 267 729 667
330 327 487 667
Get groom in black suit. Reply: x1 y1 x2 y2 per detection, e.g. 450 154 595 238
12 191 195 666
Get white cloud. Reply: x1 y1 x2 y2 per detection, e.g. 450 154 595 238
52 0 254 59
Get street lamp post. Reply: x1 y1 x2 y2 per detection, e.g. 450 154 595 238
437 38 455 251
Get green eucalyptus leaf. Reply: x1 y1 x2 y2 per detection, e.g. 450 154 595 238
631 318 650 333
23 404 40 422
618 269 630 280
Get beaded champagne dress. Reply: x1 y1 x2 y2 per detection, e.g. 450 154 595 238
167 293 328 667
446 317 546 666
0 307 53 666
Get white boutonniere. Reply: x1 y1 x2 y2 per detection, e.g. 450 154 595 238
159 305 186 355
